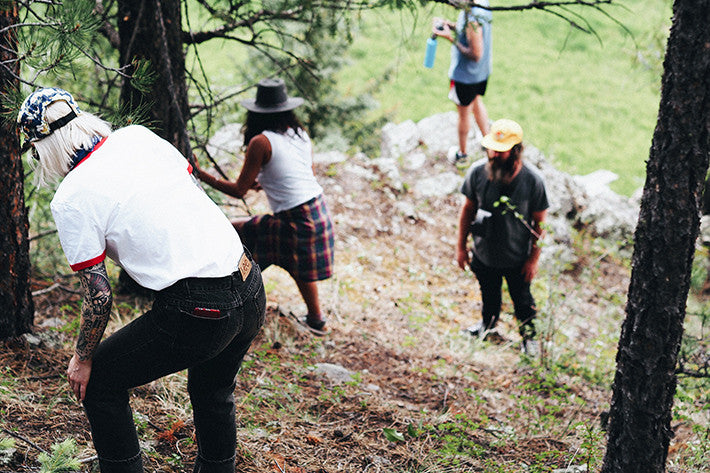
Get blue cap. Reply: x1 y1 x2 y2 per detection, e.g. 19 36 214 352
17 87 82 142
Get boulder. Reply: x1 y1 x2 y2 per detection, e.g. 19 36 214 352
416 111 484 157
413 172 463 198
380 120 419 158
313 363 356 384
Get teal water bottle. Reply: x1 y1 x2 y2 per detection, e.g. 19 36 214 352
423 34 437 68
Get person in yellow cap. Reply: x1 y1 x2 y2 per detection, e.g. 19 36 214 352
455 119 549 355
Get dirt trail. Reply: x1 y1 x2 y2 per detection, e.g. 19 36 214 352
2 154 642 472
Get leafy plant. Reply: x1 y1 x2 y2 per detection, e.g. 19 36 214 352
383 428 405 442
37 439 81 473
574 421 606 471
425 414 487 464
494 196 543 239
0 438 16 466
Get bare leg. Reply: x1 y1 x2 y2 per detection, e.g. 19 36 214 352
295 279 325 327
472 95 490 136
456 103 474 155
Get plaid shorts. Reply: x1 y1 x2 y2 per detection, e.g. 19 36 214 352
237 194 335 282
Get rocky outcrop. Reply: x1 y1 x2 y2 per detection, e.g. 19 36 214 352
208 112 641 269
379 112 640 239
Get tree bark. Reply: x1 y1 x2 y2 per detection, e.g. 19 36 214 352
601 1 710 472
0 2 34 340
118 0 192 158
116 0 193 295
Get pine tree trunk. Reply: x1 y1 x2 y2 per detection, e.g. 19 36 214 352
601 1 710 471
118 0 192 158
116 0 192 295
0 2 34 340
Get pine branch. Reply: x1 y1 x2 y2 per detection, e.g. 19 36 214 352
183 7 306 45
94 0 120 48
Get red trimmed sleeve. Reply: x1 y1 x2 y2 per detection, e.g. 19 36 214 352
70 251 107 271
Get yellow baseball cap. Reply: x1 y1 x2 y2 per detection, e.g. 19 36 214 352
481 119 523 152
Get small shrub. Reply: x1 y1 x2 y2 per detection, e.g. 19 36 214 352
0 438 16 466
38 438 81 473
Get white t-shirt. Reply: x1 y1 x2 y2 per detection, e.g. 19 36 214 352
51 125 243 290
257 129 323 213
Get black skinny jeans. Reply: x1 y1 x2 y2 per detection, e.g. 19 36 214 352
82 256 266 473
470 254 536 338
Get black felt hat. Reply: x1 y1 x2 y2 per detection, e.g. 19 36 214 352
240 78 304 113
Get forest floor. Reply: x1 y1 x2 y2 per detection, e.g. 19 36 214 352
2 153 708 473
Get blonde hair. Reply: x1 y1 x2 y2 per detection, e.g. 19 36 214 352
31 100 112 187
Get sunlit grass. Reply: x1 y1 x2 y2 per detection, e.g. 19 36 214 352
190 1 669 196
335 0 670 196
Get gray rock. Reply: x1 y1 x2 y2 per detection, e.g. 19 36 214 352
574 169 619 196
552 465 587 473
413 172 463 198
380 120 419 158
313 363 356 384
416 112 459 156
343 163 376 181
700 215 710 246
394 201 418 220
416 112 485 157
369 157 404 192
314 150 348 165
22 333 42 347
402 151 427 171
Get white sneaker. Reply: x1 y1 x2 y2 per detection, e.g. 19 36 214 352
522 339 540 357
464 322 485 338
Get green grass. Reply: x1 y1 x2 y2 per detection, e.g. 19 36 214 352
191 1 670 195
335 0 670 195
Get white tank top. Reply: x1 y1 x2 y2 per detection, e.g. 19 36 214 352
258 129 323 213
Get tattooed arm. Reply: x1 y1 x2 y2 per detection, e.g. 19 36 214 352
67 261 113 402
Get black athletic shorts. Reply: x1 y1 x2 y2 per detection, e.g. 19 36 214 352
450 79 488 106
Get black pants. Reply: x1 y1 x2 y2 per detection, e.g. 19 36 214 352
83 255 266 473
470 254 536 338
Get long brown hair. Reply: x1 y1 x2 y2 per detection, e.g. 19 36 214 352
242 110 305 147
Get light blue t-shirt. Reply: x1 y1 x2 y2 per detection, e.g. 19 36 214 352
448 1 492 84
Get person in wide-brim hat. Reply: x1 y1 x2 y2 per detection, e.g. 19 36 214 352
194 78 334 334
240 78 304 113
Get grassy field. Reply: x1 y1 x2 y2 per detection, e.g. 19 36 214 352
336 0 671 196
189 1 671 195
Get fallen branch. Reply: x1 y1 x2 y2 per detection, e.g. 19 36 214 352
31 283 81 297
19 374 63 382
1 427 47 454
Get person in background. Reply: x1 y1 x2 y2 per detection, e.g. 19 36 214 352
18 87 266 473
433 0 493 164
193 78 334 333
455 119 548 355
